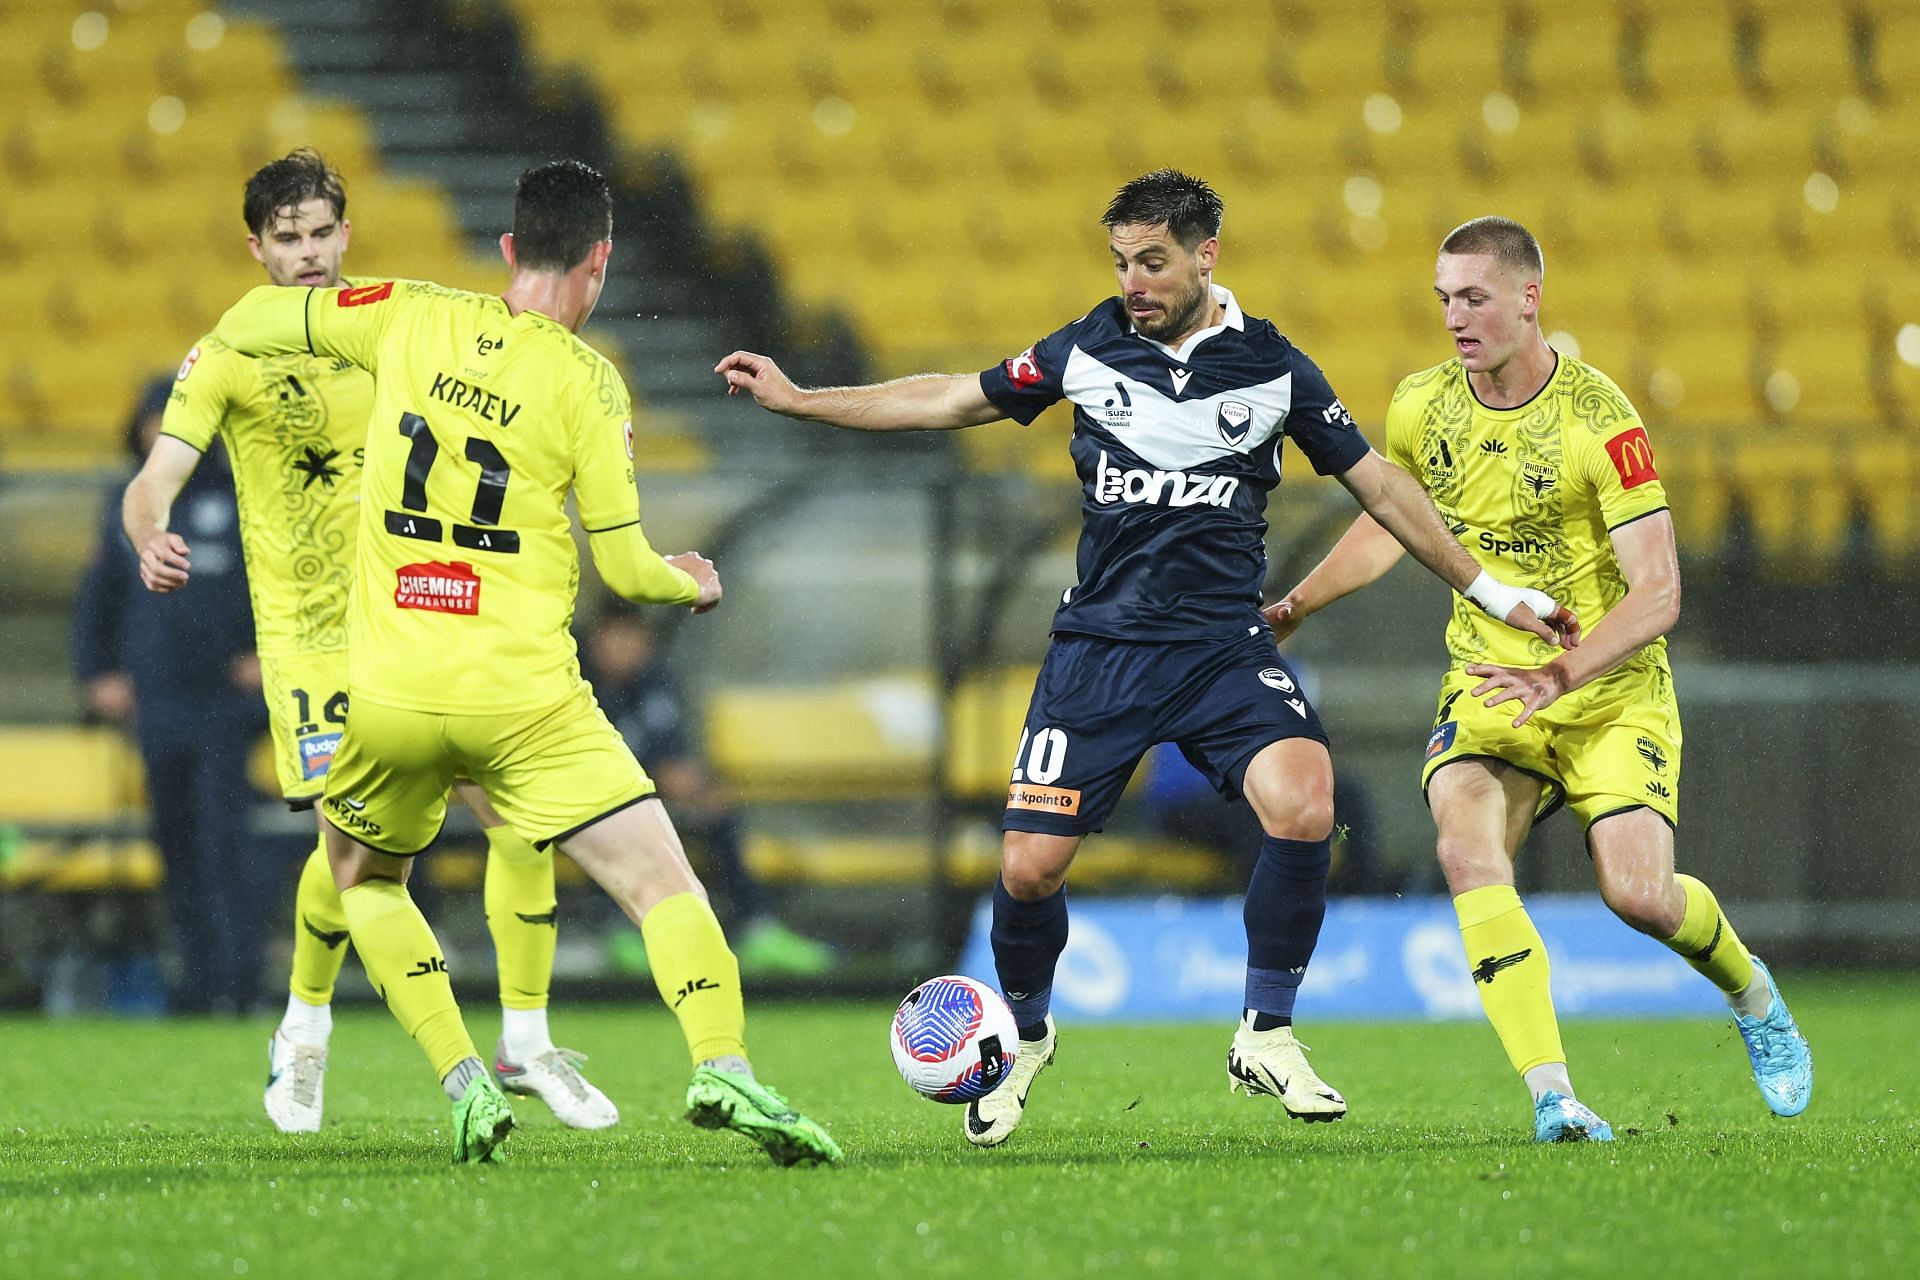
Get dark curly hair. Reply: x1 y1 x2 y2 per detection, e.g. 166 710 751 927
242 148 346 236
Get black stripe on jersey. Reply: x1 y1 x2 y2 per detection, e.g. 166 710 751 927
583 518 642 534
536 792 659 851
1606 505 1671 533
385 510 443 540
452 524 520 554
302 287 315 356
158 431 206 453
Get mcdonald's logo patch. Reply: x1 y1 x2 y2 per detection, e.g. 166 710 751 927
339 281 395 307
1604 426 1658 490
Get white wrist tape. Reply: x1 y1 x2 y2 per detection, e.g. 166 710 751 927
1464 569 1559 623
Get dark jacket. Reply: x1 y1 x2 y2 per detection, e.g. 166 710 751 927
71 447 256 708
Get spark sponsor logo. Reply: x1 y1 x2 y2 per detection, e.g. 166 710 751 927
1478 531 1554 557
1605 426 1658 489
1006 783 1081 815
1093 450 1240 508
338 281 394 307
297 730 341 781
395 560 481 615
1004 346 1044 388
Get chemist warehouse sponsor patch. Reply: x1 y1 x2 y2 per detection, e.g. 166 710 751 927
395 560 481 615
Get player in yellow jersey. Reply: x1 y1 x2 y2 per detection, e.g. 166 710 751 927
209 160 839 1165
1269 217 1812 1141
122 150 616 1135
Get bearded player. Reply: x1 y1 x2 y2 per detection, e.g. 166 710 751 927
1269 217 1812 1141
210 160 839 1165
123 150 614 1134
717 170 1577 1148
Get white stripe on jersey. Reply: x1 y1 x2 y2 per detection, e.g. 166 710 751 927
1062 347 1293 472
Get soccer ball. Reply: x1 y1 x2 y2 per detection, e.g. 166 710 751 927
889 975 1019 1103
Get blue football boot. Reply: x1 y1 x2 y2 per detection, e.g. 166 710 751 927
1735 956 1813 1117
1533 1090 1614 1143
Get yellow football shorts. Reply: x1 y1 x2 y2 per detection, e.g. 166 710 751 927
320 680 655 856
1420 656 1682 830
260 651 351 808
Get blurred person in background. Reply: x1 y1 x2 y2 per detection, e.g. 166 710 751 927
73 375 268 1016
581 599 835 977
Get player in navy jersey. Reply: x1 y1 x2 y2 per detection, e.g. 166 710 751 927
716 170 1576 1147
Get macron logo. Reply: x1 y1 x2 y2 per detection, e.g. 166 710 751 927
1094 449 1239 509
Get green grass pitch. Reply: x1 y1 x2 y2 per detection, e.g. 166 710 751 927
2 976 1914 1278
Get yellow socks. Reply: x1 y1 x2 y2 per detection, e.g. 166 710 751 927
483 824 557 1012
340 878 478 1082
1454 884 1565 1076
1664 873 1756 996
289 839 351 1007
642 892 747 1066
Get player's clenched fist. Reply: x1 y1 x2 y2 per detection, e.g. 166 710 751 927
714 351 804 414
135 531 193 593
666 551 722 614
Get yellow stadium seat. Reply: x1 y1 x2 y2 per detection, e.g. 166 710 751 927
1728 434 1852 573
1656 433 1731 555
705 676 935 800
0 728 146 824
1850 438 1918 559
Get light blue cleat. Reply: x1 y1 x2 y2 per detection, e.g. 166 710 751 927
1533 1090 1614 1143
1736 956 1812 1117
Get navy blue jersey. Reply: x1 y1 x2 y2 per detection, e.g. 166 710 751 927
979 287 1369 641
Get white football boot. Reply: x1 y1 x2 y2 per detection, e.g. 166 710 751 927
1227 1016 1347 1122
964 1016 1056 1148
264 1029 327 1134
494 1040 619 1130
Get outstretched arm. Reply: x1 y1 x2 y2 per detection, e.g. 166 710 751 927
121 435 204 593
1333 451 1580 647
715 351 1005 431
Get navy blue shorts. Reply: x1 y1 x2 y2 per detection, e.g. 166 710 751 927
1001 631 1329 836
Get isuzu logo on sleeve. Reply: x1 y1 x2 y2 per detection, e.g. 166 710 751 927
1217 400 1253 446
395 560 481 615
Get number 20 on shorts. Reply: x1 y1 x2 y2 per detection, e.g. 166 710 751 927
1011 727 1069 785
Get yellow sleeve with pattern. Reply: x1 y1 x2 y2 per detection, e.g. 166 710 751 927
1571 386 1670 531
572 356 699 605
215 280 406 370
158 336 248 453
1382 373 1424 474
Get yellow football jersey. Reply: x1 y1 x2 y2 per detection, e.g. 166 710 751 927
216 279 687 715
161 327 372 657
1385 353 1670 671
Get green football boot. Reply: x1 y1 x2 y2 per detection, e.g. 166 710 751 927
451 1074 516 1164
684 1065 842 1167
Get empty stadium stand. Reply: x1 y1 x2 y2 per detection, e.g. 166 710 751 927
504 0 1920 568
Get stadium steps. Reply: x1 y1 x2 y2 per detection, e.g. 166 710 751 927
227 0 865 461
